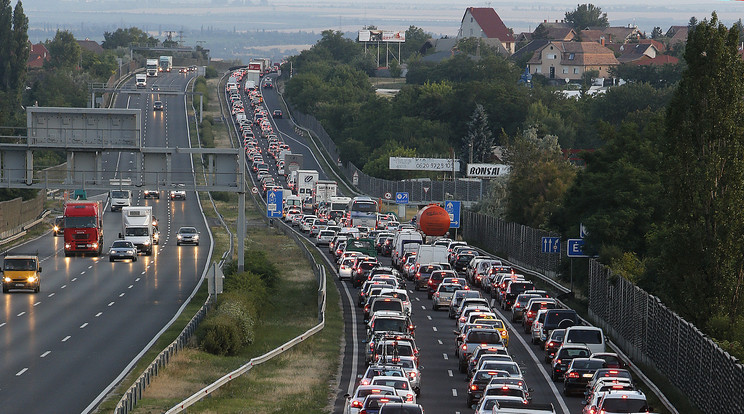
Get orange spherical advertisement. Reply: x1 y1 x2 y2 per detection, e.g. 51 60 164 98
416 204 451 236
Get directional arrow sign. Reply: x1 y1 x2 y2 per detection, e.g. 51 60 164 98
567 239 590 257
541 237 560 253
395 192 409 204
267 189 283 218
444 201 461 228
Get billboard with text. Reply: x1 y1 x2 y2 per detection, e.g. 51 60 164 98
466 163 510 178
358 30 406 43
389 157 459 171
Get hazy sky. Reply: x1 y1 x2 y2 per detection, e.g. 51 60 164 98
20 0 744 47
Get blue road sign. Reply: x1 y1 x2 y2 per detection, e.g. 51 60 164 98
444 201 461 228
542 237 561 253
395 192 409 204
567 239 590 258
267 190 283 218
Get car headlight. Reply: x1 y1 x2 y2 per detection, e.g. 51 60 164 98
92 243 98 249
127 250 135 255
65 243 71 249
193 235 199 240
109 250 115 255
144 240 151 245
53 226 59 232
177 234 182 239
27 276 37 283
3 277 11 282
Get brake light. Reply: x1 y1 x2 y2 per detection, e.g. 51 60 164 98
470 385 478 390
500 331 507 337
351 400 363 407
462 344 467 350
548 341 554 347
555 359 561 364
567 371 579 378
406 394 414 402
408 372 416 378
361 378 371 385
527 311 534 317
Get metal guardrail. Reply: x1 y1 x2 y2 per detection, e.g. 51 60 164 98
166 265 326 413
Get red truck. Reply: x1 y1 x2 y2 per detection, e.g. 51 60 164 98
63 200 104 256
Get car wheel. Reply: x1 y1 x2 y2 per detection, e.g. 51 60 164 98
177 241 181 246
531 336 537 345
133 256 138 262
432 303 438 311
195 242 199 246
110 257 114 262
35 285 40 293
466 396 473 407
2 286 8 293
563 386 570 396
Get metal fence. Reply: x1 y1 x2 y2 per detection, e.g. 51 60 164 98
460 209 562 277
288 105 484 203
588 260 744 413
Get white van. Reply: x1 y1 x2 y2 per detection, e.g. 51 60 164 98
564 326 605 354
392 231 423 267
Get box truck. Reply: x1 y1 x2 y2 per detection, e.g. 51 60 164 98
146 59 158 77
120 206 154 255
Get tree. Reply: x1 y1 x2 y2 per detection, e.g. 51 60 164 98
651 14 744 330
401 25 430 61
9 1 28 94
651 26 663 39
505 128 576 228
0 0 12 92
388 59 402 77
565 4 609 30
102 27 158 49
46 30 81 69
462 104 494 167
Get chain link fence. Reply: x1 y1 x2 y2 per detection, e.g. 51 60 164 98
460 210 562 278
588 260 744 413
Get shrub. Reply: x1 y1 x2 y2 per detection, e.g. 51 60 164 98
205 65 218 78
211 191 231 202
223 250 279 288
216 293 256 345
197 316 242 356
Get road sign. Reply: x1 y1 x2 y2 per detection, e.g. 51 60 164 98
352 171 359 185
267 189 283 218
395 192 409 204
384 192 392 200
444 200 461 228
567 239 590 257
542 237 561 253
251 186 259 194
580 223 589 238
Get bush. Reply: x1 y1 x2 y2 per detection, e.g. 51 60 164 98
197 316 242 356
199 118 214 147
211 191 231 202
205 65 218 78
223 250 279 288
216 292 256 345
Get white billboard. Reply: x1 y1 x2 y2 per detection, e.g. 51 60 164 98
466 163 511 178
358 30 406 43
389 157 460 171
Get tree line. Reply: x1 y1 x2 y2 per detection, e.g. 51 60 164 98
283 14 744 359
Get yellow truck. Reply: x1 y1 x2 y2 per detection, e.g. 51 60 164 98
2 255 41 293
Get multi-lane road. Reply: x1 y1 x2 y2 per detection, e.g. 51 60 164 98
249 74 585 414
0 71 212 413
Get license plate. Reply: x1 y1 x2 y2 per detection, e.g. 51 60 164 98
15 283 25 287
583 373 594 378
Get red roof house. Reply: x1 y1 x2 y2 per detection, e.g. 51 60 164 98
458 7 515 54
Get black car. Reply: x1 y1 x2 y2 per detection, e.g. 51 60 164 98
272 109 282 118
562 357 606 395
153 100 163 110
502 281 535 310
53 215 64 236
551 345 591 381
467 369 508 407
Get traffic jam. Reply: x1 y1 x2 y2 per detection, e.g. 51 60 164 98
226 66 653 414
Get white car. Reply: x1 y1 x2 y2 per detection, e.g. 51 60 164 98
169 184 186 200
378 288 411 316
338 257 355 280
344 385 397 414
316 230 336 246
300 215 317 232
370 376 416 404
379 355 421 395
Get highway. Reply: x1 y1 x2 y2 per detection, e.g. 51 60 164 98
249 73 585 414
0 71 212 413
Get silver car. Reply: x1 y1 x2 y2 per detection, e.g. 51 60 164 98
109 240 137 262
316 230 336 246
176 226 200 246
432 283 462 310
379 355 422 395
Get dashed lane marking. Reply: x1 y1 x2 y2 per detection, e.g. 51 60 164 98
80 323 88 329
108 302 114 307
452 389 457 397
95 312 102 317
433 326 438 332
443 353 448 360
33 302 40 307
16 368 28 376
40 351 51 358
62 336 71 342
438 340 443 345
448 370 453 377
17 312 25 317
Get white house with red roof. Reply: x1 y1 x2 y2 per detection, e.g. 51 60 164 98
457 7 515 54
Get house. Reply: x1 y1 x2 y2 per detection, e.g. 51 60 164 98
527 41 619 81
457 7 515 54
666 26 689 47
76 39 104 54
629 54 679 66
27 42 50 68
536 20 577 41
606 43 660 64
593 26 642 44
579 29 609 46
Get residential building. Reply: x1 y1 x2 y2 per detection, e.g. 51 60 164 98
27 42 50 69
457 7 515 54
527 41 619 81
77 39 104 54
666 26 689 47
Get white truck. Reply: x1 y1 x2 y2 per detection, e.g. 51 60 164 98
314 180 337 211
120 206 154 255
296 170 319 200
392 231 424 268
329 196 351 222
159 56 173 73
135 73 147 88
245 80 256 91
414 245 449 268
109 178 132 212
146 59 158 77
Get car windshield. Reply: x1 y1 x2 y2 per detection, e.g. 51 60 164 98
482 362 519 375
373 319 407 332
572 359 606 370
474 371 507 381
65 216 96 228
367 368 404 378
374 300 403 312
125 227 149 237
601 398 649 412
467 331 501 344
111 190 128 198
112 241 132 248
372 379 408 390
357 388 394 398
439 284 460 293
562 348 591 358
180 227 197 234
378 344 414 356
567 330 603 344
485 387 523 397
4 259 36 270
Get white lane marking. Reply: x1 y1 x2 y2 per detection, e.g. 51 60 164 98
443 353 448 360
119 293 125 297
421 305 426 310
16 368 28 376
88 265 93 269
438 340 443 345
40 351 51 358
432 326 438 332
62 336 71 342
80 271 85 275
448 369 453 377
95 312 102 317
415 297 420 302
452 389 458 397
339 277 360 397
128 285 133 289
108 302 114 307
33 302 41 307
0 322 6 328
72 278 77 282
80 323 88 329
427 315 432 320
17 312 25 317
61 285 67 289
135 278 140 282
48 293 55 297
409 290 414 293
141 271 146 275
